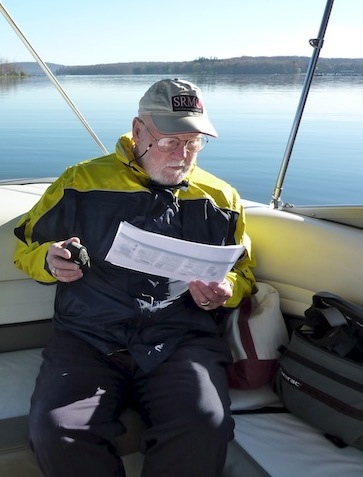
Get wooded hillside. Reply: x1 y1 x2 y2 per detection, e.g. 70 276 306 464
4 56 363 77
55 56 363 76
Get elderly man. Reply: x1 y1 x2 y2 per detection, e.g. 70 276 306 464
14 78 255 477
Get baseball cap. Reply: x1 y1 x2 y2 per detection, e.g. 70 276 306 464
138 78 218 137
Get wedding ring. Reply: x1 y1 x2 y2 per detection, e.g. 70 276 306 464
200 300 211 307
50 267 58 278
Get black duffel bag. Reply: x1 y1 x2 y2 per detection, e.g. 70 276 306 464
274 291 363 450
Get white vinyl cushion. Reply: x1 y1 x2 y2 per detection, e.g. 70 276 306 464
0 347 281 420
0 348 43 419
2 349 362 477
229 385 281 411
233 413 363 476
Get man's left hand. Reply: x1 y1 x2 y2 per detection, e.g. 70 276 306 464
188 279 233 310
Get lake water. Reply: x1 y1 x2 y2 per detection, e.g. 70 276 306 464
1 73 363 206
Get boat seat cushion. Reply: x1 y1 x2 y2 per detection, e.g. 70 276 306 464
0 347 282 419
233 412 363 476
0 347 145 457
0 345 283 459
0 348 43 420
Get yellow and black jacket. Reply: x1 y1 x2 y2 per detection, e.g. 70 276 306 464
14 133 256 371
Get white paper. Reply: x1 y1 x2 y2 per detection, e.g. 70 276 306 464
105 222 245 283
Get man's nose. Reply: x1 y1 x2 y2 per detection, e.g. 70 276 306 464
174 141 189 157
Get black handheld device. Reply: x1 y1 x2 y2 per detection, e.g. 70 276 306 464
65 242 91 273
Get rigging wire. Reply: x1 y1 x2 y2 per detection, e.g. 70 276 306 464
0 2 109 156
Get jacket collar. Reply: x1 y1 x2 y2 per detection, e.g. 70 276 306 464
115 132 193 189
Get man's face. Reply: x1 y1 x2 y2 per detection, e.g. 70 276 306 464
133 117 201 186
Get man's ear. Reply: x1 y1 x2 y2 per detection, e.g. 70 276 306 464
132 117 141 141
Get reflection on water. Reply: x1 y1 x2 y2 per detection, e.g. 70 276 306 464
1 74 363 205
0 76 27 94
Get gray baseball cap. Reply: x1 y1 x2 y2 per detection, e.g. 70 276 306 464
138 78 218 137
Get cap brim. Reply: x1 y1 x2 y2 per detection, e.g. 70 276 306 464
150 114 218 138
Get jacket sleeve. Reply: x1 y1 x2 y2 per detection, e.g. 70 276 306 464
13 172 71 283
224 201 256 308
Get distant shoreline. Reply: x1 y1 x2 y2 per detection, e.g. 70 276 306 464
5 56 363 77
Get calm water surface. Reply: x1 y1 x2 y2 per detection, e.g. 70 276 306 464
1 74 363 205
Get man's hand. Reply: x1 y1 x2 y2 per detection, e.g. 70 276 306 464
188 279 233 310
46 237 84 283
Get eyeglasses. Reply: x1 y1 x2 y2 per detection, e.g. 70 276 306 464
139 119 209 153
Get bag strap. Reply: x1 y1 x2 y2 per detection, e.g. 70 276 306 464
304 300 348 332
303 291 363 356
306 304 347 328
312 291 363 331
314 327 358 356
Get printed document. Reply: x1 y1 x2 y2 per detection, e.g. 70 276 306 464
105 222 245 283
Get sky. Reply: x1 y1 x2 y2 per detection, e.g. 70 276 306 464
0 0 362 66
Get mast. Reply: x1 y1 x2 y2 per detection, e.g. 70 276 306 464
270 0 334 209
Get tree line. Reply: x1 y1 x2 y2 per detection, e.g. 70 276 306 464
3 56 363 77
0 59 25 77
55 56 363 76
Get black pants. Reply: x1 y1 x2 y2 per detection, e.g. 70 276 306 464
29 331 234 477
